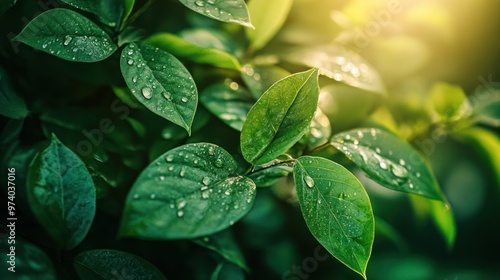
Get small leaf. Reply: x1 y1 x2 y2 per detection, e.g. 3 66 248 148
60 0 134 27
293 156 374 279
248 165 292 187
14 9 117 62
0 67 28 119
193 229 248 271
246 0 293 51
179 0 253 28
241 68 319 165
210 262 245 280
241 64 290 99
120 42 197 134
0 240 56 279
331 128 445 201
73 249 166 280
282 44 386 95
120 143 256 239
27 134 96 250
200 83 254 131
146 32 241 70
429 82 472 122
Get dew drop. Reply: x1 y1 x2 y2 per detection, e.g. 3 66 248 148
159 176 165 181
215 158 223 168
179 168 186 177
357 131 364 137
127 49 134 55
379 161 388 170
163 91 172 100
42 43 48 49
390 164 408 179
195 0 204 6
63 35 72 46
127 59 134 65
409 183 414 189
375 147 381 154
202 177 211 185
133 193 140 199
132 76 138 83
201 191 210 199
304 176 315 188
415 172 421 178
150 194 156 199
224 190 231 196
181 97 188 103
203 237 210 242
399 159 406 165
207 0 215 4
165 154 174 162
177 210 184 217
141 87 152 99
229 220 235 225
178 200 187 209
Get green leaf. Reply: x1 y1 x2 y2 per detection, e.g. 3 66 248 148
248 165 292 187
293 156 374 279
241 68 319 165
60 0 135 27
241 64 290 99
331 128 445 201
120 42 198 134
0 240 56 279
120 143 256 239
430 199 456 249
472 89 500 127
193 229 248 271
245 0 293 51
454 127 500 186
14 9 117 62
200 83 254 131
282 44 386 95
178 0 253 28
145 32 241 70
73 249 166 280
429 82 471 122
27 134 96 250
0 67 28 119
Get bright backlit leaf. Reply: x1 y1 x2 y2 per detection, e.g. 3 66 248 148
120 42 197 134
282 44 386 95
14 9 117 62
179 0 253 28
241 68 319 165
200 83 254 131
293 156 374 279
146 33 241 71
193 229 248 271
73 249 166 280
60 0 135 27
331 128 445 201
27 134 96 250
246 0 293 51
120 143 256 239
429 82 471 122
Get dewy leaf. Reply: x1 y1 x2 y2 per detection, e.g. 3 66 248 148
293 156 374 279
0 67 28 119
13 8 117 62
331 128 445 201
27 134 96 250
241 68 319 165
120 42 198 134
193 229 249 271
241 64 290 99
145 33 241 70
60 0 134 27
282 44 386 95
200 83 254 131
73 249 166 280
178 0 254 28
120 143 256 239
246 0 293 51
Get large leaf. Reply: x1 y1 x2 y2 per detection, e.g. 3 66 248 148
200 83 254 131
27 134 96 250
282 44 386 95
120 143 256 239
14 9 117 62
331 128 445 201
245 0 293 51
241 68 319 165
179 0 253 28
0 67 28 119
0 240 56 279
73 249 166 280
293 156 374 279
193 229 248 270
146 33 241 70
60 0 134 27
120 42 197 134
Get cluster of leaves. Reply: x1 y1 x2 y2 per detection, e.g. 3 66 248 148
1 0 500 279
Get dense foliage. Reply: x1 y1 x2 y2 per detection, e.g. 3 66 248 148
1 0 500 279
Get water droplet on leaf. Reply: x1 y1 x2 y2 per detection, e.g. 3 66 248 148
304 176 315 188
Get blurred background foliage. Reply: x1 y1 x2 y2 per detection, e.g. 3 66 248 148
1 0 499 279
